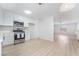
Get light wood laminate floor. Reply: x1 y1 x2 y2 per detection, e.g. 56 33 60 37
2 36 79 56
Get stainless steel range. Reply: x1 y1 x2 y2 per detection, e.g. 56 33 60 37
13 21 25 44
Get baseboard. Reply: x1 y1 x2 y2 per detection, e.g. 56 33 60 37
27 37 54 42
38 37 54 42
2 43 14 47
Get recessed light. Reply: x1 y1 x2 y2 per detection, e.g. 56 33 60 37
24 10 32 14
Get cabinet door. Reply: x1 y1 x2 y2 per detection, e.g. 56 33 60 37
4 11 14 26
3 32 14 46
0 40 2 56
0 8 3 25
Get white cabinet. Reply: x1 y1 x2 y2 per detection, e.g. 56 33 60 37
0 10 33 27
3 32 14 46
24 22 29 27
0 33 3 56
3 12 14 26
0 10 14 26
0 8 3 25
0 40 2 56
76 33 79 40
76 23 79 40
25 31 30 40
77 23 79 30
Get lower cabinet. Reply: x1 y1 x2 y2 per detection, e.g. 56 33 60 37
3 32 14 46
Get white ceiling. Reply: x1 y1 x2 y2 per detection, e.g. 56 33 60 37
54 3 79 23
0 3 61 19
0 3 79 22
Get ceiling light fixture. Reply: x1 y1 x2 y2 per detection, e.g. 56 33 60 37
38 3 42 5
60 3 76 12
24 10 32 14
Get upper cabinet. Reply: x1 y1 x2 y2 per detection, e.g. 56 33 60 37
0 8 3 25
77 23 79 30
0 9 35 27
3 11 14 26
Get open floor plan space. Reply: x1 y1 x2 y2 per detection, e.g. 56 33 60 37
0 3 79 56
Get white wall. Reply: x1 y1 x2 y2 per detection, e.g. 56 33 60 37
38 16 54 41
29 20 39 39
